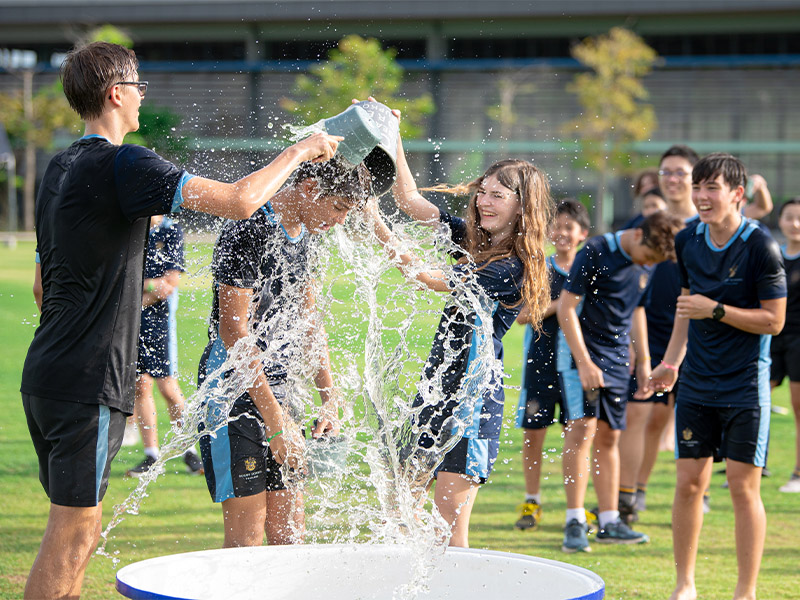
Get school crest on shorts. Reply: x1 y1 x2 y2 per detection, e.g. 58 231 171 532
682 428 693 441
244 457 257 472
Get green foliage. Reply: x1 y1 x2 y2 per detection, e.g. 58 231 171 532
281 35 434 139
86 24 134 48
0 80 81 154
126 105 190 162
564 27 658 174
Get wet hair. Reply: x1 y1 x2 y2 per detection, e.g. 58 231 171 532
426 159 554 331
638 210 684 262
778 197 800 218
61 41 139 120
555 198 590 231
660 145 700 167
633 168 659 197
692 152 747 191
290 155 372 209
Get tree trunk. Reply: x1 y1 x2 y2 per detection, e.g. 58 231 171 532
23 70 35 231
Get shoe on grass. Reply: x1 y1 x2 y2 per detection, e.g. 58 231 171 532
619 497 639 525
514 501 542 530
596 519 649 544
779 475 800 493
184 451 205 475
635 490 647 512
562 519 591 553
126 455 156 478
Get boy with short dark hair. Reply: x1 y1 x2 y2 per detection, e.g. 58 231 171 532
649 153 786 600
21 40 341 599
557 210 684 553
514 199 589 531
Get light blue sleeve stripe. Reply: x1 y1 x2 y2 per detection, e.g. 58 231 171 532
34 251 40 264
171 172 196 213
95 406 110 504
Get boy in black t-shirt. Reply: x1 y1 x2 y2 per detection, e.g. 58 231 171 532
21 41 341 599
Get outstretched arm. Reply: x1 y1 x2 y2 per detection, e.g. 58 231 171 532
181 133 341 220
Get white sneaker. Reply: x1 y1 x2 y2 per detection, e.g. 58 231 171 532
779 476 800 493
121 421 141 447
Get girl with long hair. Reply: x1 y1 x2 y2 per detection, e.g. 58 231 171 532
368 104 553 547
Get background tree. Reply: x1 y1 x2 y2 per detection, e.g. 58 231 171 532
281 35 434 139
563 27 658 231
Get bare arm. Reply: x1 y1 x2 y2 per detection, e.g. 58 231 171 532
647 288 691 393
142 270 181 307
742 174 773 220
33 262 42 312
556 290 605 390
181 133 341 220
217 283 295 467
391 135 441 225
630 306 653 400
675 293 785 336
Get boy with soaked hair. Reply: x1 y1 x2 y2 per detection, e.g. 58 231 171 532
21 41 340 599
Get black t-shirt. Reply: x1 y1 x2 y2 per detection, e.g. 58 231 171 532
779 247 800 337
21 136 185 413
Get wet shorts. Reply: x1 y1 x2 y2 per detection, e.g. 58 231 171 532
436 436 500 484
516 386 566 430
560 370 628 430
770 334 800 384
675 398 769 467
22 393 126 507
199 380 289 503
137 313 177 379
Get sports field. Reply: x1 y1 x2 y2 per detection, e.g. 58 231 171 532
1 239 798 599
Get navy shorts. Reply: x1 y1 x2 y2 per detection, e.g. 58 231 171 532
436 436 500 484
23 393 126 507
516 385 566 430
137 301 178 379
199 380 289 502
627 355 675 405
675 398 770 467
771 334 800 384
559 369 628 430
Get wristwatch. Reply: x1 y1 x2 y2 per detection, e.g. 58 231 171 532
712 302 725 321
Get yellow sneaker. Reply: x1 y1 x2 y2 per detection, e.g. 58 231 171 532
514 501 542 530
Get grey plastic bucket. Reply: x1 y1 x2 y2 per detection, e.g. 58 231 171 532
353 100 400 196
323 105 383 169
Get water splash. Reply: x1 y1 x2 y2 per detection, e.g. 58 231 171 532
100 185 503 600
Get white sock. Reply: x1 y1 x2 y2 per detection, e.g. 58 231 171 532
566 508 586 525
525 494 541 505
599 510 620 528
144 447 160 460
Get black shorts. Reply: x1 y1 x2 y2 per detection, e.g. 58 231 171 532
436 436 500 484
516 386 566 430
137 313 177 379
199 380 288 502
23 393 126 507
770 334 800 384
560 369 628 430
675 399 770 467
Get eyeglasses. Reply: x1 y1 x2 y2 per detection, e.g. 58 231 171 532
658 169 689 179
115 81 148 97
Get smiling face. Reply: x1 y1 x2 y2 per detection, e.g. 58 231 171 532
549 213 587 255
475 174 522 240
659 155 694 205
692 174 744 228
779 203 800 245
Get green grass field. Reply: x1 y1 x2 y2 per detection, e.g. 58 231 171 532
1 239 798 599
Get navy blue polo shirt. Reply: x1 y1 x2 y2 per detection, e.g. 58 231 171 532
779 246 800 337
561 232 651 392
676 218 786 406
